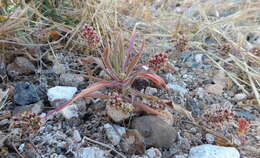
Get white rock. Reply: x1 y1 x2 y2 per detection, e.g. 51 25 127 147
195 54 203 63
233 93 247 101
76 147 107 158
73 130 81 142
205 133 215 144
47 86 77 102
145 87 158 96
189 144 240 158
145 147 162 158
61 104 79 119
167 84 188 96
104 123 126 145
175 155 187 158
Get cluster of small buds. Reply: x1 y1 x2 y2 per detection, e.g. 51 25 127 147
81 24 100 49
249 47 260 56
148 53 168 72
10 112 41 136
148 100 165 109
218 44 232 54
175 34 188 52
108 93 134 113
203 108 235 129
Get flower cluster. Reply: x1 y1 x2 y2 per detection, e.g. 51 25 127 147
203 108 235 129
148 53 168 72
148 101 165 109
218 44 232 54
81 24 100 49
10 112 41 136
175 34 188 52
107 92 134 113
249 47 260 56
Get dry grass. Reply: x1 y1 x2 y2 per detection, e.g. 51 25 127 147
0 0 259 102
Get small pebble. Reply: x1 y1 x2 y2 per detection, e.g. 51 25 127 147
205 133 215 144
233 93 247 101
0 119 9 126
145 87 158 96
73 130 82 142
76 147 107 158
145 147 162 158
195 54 203 63
104 123 126 145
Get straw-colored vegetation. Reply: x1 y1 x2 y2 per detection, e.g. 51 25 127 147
0 0 259 157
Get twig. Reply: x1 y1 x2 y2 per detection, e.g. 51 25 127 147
82 136 126 158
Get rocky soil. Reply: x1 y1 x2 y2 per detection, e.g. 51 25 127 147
0 0 259 158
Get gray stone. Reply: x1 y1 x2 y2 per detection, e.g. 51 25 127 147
167 83 188 96
0 119 9 126
188 144 240 158
104 123 126 145
59 73 85 87
205 133 215 144
131 115 178 148
76 147 107 158
7 57 36 78
14 82 40 106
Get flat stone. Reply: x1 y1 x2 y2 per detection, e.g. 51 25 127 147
188 144 240 158
47 86 77 103
131 115 177 148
